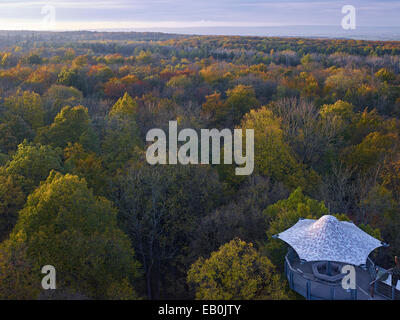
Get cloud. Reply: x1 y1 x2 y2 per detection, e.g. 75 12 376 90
0 0 399 30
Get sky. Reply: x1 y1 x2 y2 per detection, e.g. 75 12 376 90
0 0 399 33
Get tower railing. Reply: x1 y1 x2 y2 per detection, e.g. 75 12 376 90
285 252 400 300
284 252 358 300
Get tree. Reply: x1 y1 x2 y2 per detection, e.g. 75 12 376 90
26 53 43 65
104 77 127 99
263 188 327 266
0 174 25 241
0 114 35 154
228 106 319 191
191 176 288 258
221 84 259 126
25 65 56 94
324 68 365 101
109 92 138 117
102 93 142 171
360 185 397 228
57 67 88 95
64 143 107 195
200 62 233 88
300 53 313 69
319 100 358 151
382 159 400 200
43 84 83 124
341 132 397 173
268 98 337 169
112 161 224 299
375 68 395 82
136 50 152 64
3 141 63 194
201 91 224 123
1 52 15 67
8 172 140 299
87 64 114 93
0 243 39 299
0 141 62 237
299 72 319 97
4 90 45 131
187 238 288 300
36 105 98 151
0 120 22 154
320 100 356 126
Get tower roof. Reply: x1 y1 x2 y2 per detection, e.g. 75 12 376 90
274 215 385 266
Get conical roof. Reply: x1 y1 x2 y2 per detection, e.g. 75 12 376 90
274 215 384 266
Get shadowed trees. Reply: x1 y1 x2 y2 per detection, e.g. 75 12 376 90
4 172 140 299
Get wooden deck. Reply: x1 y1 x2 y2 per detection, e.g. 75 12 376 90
284 251 397 300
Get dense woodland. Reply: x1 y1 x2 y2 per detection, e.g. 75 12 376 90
0 31 400 299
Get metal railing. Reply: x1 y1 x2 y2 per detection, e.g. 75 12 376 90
284 253 358 300
366 256 400 300
285 252 400 300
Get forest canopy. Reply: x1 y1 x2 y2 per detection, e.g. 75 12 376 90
0 31 399 299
